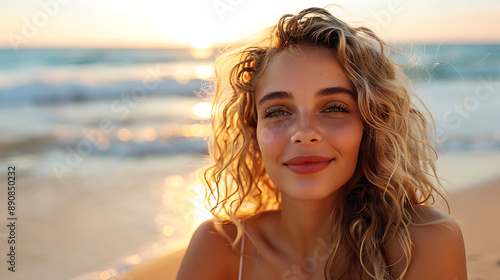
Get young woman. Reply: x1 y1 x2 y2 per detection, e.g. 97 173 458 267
176 7 467 280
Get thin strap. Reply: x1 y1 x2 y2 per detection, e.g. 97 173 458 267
238 228 245 280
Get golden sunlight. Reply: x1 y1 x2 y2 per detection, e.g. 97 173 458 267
192 102 212 119
99 268 117 280
193 183 213 223
139 127 158 142
189 40 212 50
117 128 132 142
195 65 214 80
165 175 184 188
189 47 215 59
162 225 174 236
124 254 142 265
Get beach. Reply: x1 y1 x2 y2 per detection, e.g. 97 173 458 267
436 153 500 278
0 153 499 280
122 157 500 280
122 154 500 280
0 154 210 280
447 177 500 280
0 45 499 279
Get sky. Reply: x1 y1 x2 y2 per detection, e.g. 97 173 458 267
0 0 499 49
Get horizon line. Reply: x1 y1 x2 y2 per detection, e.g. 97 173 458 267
1 40 500 50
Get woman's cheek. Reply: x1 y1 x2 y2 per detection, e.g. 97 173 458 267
257 119 292 145
257 126 276 146
322 118 364 150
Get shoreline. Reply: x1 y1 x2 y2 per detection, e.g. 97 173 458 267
0 151 498 280
122 177 500 280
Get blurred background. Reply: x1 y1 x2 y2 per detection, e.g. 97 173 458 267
0 0 499 279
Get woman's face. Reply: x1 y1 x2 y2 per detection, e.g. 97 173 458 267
255 47 364 201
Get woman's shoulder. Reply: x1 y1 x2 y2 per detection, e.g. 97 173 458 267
176 218 241 280
385 204 468 279
406 205 465 252
409 204 456 224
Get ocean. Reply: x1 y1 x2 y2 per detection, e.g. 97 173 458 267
1 45 499 164
0 44 499 279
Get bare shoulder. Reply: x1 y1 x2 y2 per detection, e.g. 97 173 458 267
408 205 465 249
176 219 240 280
410 204 457 225
385 205 467 280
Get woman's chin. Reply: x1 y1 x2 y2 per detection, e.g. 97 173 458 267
281 184 341 202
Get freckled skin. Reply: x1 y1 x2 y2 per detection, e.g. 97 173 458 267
258 127 275 144
177 47 467 280
255 47 364 200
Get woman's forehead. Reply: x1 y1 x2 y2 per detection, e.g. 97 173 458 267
256 46 352 95
271 45 335 66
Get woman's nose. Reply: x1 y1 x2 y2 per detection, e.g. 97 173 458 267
290 114 322 144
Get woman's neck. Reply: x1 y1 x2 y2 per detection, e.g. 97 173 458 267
276 192 338 260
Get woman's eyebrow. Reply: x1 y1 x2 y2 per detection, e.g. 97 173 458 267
258 91 293 106
258 86 355 107
317 86 355 98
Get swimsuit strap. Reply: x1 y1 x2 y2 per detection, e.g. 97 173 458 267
238 225 245 280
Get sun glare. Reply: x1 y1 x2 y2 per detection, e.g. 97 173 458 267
193 102 212 119
189 48 214 59
117 128 132 141
195 65 214 80
190 40 212 49
193 183 213 223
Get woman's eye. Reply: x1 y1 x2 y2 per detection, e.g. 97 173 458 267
324 104 348 113
264 107 290 118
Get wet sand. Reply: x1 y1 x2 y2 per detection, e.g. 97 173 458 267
124 177 500 280
1 154 499 280
0 155 205 280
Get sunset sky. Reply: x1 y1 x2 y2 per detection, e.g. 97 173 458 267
1 0 499 49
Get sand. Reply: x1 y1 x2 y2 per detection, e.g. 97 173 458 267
0 175 166 280
444 177 500 280
0 155 205 280
1 153 498 280
122 176 500 280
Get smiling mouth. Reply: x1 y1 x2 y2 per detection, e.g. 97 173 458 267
284 158 334 175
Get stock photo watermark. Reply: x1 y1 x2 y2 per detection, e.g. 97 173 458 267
363 0 403 34
51 65 168 182
212 0 244 21
4 165 18 273
7 0 73 50
281 236 332 280
437 74 499 144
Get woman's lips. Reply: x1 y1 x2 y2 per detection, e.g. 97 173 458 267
283 156 333 175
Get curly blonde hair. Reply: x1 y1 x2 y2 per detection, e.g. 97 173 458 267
201 6 447 279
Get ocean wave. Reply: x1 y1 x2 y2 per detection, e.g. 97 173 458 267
0 78 204 105
0 133 208 158
393 43 500 81
2 126 498 159
0 48 215 69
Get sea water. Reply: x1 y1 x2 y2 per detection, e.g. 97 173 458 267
1 45 499 164
0 44 499 279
